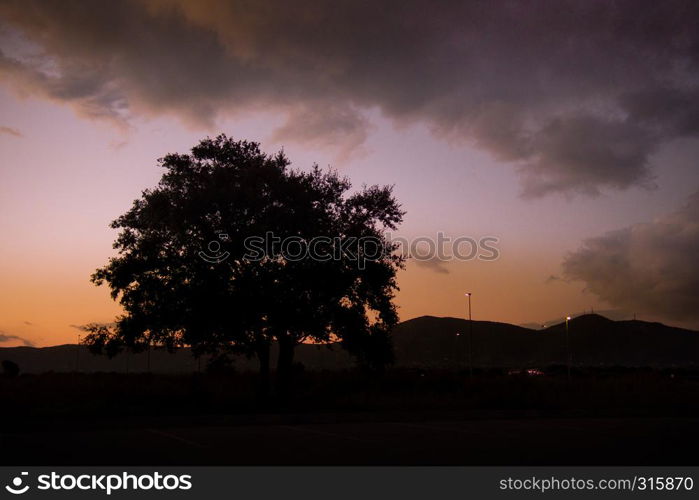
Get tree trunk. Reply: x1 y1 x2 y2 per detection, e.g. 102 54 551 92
256 340 271 400
276 336 296 399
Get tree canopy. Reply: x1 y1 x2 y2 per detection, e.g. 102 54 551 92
86 135 404 393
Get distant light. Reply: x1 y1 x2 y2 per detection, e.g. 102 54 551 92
465 292 472 296
566 316 571 320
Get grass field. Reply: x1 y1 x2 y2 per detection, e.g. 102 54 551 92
2 368 699 465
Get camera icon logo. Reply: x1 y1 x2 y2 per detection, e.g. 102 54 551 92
5 472 29 495
198 233 231 263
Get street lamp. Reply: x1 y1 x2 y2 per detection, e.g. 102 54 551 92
454 333 461 369
565 316 572 381
465 293 473 378
76 333 81 372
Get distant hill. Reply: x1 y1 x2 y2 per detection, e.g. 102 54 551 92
1 314 697 373
394 314 699 368
519 309 631 329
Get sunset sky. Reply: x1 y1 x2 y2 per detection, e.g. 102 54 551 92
1 0 699 347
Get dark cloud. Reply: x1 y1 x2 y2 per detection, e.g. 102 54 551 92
545 275 571 285
563 191 699 322
413 256 450 275
621 87 699 137
1 0 699 194
69 322 114 331
0 331 34 346
271 103 371 162
520 115 657 197
0 125 22 137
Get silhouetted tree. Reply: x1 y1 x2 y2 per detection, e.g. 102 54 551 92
86 135 404 396
1 360 19 378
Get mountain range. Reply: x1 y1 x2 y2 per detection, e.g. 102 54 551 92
1 314 698 373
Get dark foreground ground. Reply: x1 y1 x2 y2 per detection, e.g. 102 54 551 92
2 414 698 465
2 368 699 465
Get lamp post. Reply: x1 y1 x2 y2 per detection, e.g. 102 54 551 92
465 293 473 378
565 316 572 381
454 333 459 369
76 333 81 372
